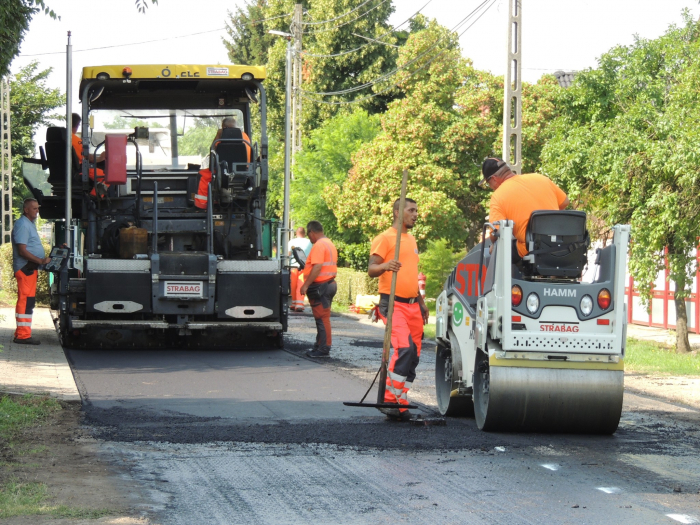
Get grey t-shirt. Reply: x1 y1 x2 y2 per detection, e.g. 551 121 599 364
12 215 44 273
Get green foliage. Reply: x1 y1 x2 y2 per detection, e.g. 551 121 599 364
0 1 57 78
540 13 700 350
0 394 60 442
626 338 700 375
224 0 275 67
334 267 378 307
291 109 380 244
419 239 465 299
178 117 220 158
334 240 370 271
8 61 65 211
233 0 401 139
0 241 51 305
328 20 563 251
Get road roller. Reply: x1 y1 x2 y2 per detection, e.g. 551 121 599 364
434 212 630 433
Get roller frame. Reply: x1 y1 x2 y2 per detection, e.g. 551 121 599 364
436 222 631 433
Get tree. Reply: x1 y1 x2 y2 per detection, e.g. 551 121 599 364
223 0 274 67
290 108 380 267
327 20 499 250
540 13 700 353
419 239 465 299
0 1 56 78
0 1 157 78
9 61 64 211
232 0 402 138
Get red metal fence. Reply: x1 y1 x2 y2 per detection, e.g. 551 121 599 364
625 249 700 334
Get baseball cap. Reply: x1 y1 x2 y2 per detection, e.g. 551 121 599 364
479 158 507 188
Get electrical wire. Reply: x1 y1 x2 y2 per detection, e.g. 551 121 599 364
20 10 292 58
303 0 390 35
301 0 433 59
20 27 227 57
301 0 498 106
301 0 378 26
249 11 292 25
301 0 492 97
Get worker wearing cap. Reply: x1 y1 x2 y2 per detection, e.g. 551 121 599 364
289 226 312 312
300 221 337 358
368 198 429 420
11 198 51 345
481 158 569 262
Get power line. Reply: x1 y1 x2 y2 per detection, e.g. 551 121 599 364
301 0 498 106
19 27 227 57
301 0 377 26
302 0 434 59
301 0 493 97
303 0 390 35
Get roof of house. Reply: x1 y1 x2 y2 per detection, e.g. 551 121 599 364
553 70 577 88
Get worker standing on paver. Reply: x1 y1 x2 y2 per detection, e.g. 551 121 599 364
11 198 51 345
288 226 312 312
300 221 338 358
368 198 429 419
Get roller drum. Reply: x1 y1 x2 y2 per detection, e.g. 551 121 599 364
474 360 623 434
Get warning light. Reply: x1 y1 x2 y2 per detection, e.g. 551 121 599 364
123 67 133 78
511 285 523 307
597 289 611 310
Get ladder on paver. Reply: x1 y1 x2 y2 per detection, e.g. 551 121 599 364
0 77 12 244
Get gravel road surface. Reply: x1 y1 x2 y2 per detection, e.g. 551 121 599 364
64 311 700 524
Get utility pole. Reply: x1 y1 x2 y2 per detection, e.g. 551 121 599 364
0 77 12 244
291 3 303 156
502 0 522 174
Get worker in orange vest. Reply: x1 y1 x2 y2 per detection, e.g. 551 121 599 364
368 198 429 421
196 117 251 209
71 113 109 197
299 221 337 358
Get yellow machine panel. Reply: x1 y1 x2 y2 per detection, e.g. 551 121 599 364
81 64 267 82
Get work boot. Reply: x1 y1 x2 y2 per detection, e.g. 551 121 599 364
13 337 41 345
378 407 412 421
306 348 330 358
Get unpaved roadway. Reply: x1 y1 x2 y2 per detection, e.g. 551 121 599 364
63 311 700 524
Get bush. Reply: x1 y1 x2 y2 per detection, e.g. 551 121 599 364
335 241 370 271
419 239 465 299
334 267 378 306
0 242 51 306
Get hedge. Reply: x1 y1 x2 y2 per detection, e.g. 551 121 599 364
334 267 378 306
0 242 51 305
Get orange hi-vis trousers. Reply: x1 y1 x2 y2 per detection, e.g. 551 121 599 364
290 268 305 311
378 299 423 412
14 269 37 340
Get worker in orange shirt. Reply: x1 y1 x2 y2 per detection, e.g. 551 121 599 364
71 113 108 197
299 221 337 358
368 198 429 421
481 157 569 262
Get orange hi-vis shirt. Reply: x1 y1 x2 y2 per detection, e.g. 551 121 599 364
71 133 84 162
303 237 338 283
371 227 419 299
489 173 567 257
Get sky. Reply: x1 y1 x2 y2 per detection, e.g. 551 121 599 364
9 0 700 126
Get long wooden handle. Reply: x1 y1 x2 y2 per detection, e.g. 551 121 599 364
377 169 409 404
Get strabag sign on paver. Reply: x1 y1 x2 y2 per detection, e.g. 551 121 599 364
207 67 229 76
165 282 203 297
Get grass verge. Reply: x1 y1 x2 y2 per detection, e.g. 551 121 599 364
625 338 700 375
0 394 61 445
0 480 112 519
